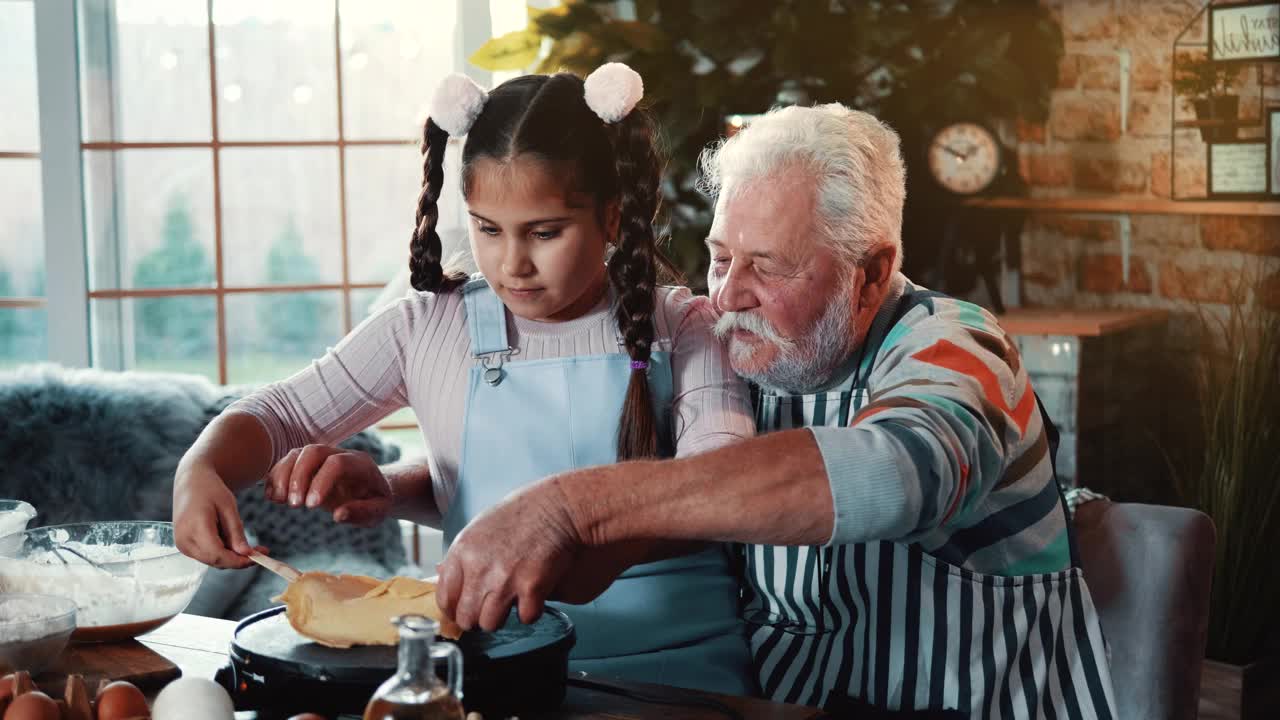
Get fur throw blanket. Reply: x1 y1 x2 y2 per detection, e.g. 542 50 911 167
0 364 412 618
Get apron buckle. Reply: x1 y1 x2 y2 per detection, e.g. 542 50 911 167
478 348 517 386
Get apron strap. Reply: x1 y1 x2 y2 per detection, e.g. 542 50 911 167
1037 392 1084 569
462 278 511 356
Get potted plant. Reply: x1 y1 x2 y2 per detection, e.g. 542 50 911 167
1174 54 1244 142
1171 281 1280 720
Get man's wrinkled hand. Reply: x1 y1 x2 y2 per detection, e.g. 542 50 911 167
435 478 588 632
550 540 656 604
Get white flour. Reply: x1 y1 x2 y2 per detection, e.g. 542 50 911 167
0 541 204 629
0 595 74 643
50 540 173 564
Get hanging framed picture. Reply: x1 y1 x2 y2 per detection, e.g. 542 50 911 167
1209 2 1280 62
1208 141 1269 197
1270 107 1280 196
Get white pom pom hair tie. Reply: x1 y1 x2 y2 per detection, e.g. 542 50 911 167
429 73 488 136
584 62 644 124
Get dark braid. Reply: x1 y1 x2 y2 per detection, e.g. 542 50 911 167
408 118 465 293
608 109 667 460
453 72 678 460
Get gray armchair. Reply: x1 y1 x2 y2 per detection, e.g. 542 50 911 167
1074 499 1216 720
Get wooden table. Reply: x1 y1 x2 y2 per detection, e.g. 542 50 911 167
136 614 822 720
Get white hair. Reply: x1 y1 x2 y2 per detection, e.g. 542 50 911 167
698 103 906 271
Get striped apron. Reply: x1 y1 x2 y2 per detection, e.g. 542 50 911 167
743 345 1117 718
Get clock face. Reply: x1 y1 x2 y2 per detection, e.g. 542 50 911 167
927 122 1001 195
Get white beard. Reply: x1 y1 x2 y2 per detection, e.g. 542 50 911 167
713 285 856 394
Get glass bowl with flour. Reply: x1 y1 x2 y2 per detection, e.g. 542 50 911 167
0 521 207 642
0 593 76 673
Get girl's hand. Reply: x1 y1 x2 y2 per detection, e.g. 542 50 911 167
173 465 264 569
264 444 394 527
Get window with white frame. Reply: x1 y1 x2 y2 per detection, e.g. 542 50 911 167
8 0 544 566
0 0 46 369
75 0 466 450
16 0 535 456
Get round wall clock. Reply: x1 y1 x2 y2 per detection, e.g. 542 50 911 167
927 121 1003 195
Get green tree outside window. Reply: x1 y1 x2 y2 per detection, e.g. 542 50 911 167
132 193 216 357
258 215 328 357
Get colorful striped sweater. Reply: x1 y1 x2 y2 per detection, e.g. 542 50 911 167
811 275 1070 576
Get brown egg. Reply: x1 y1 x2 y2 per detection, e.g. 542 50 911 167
94 681 150 720
0 672 33 705
0 675 12 715
2 691 59 720
0 672 34 718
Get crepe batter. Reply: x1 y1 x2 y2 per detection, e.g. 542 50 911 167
273 573 460 648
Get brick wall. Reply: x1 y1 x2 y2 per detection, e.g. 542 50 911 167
1006 1 1280 501
1016 0 1280 324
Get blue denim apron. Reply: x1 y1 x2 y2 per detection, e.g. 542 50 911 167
442 278 754 696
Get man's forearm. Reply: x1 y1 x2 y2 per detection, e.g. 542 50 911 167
557 429 835 548
384 459 441 528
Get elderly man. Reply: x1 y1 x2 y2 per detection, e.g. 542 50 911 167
436 104 1117 717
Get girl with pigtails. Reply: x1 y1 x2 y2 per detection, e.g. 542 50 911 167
173 64 758 694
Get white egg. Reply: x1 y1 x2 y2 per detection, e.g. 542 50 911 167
151 677 235 720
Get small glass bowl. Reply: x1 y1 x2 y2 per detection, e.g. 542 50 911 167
0 500 37 555
0 593 77 674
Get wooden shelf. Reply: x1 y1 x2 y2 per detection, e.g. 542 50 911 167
962 195 1280 216
1174 118 1263 128
997 308 1169 337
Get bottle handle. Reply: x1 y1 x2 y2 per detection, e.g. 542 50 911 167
432 641 464 700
